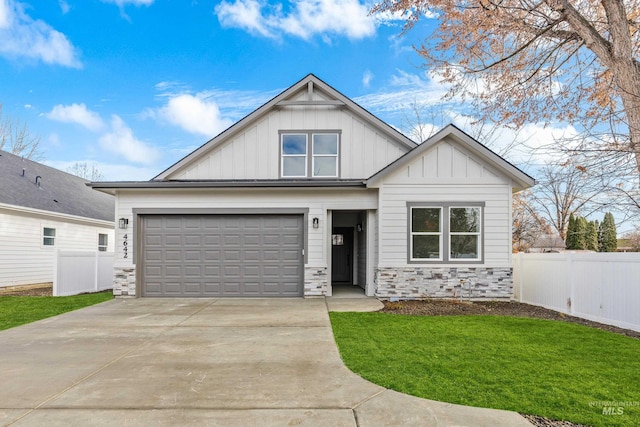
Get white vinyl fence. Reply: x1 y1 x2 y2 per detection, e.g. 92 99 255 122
513 252 640 332
53 251 114 296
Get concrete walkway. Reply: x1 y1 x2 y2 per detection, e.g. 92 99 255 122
0 298 532 426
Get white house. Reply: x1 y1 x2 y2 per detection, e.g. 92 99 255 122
0 150 115 289
90 74 534 298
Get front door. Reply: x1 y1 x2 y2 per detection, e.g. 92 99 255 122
331 227 353 284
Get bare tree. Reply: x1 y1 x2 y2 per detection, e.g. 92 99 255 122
66 162 105 181
0 105 43 160
512 190 547 252
528 159 607 241
372 0 640 177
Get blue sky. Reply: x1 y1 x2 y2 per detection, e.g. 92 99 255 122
0 0 575 181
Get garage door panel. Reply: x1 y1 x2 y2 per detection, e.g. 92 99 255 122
141 214 304 297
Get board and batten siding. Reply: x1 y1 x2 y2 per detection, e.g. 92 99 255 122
375 138 513 267
167 92 409 180
114 188 378 268
0 208 115 287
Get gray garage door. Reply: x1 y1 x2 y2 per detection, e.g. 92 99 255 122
141 214 304 297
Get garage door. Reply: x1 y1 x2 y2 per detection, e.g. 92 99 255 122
141 214 304 297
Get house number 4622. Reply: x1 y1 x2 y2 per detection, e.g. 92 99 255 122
123 234 128 259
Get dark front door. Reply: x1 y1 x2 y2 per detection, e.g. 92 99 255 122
331 227 353 284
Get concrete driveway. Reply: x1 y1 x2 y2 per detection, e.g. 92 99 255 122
0 298 532 426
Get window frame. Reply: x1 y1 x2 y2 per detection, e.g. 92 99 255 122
407 202 484 264
42 227 56 247
280 130 340 178
98 233 109 252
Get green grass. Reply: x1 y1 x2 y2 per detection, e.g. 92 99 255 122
330 313 640 427
0 291 113 331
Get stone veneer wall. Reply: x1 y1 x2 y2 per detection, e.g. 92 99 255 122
375 267 513 299
304 266 328 296
113 266 136 297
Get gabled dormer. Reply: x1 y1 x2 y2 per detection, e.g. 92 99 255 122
154 74 417 181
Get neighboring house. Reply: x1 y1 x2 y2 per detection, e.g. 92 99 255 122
0 150 115 288
90 74 535 299
528 233 566 253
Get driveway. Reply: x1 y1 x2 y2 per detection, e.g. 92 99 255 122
0 298 532 426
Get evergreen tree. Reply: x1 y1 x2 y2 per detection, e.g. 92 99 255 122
599 212 618 252
586 220 598 251
575 217 588 250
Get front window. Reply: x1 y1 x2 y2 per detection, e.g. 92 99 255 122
98 233 109 252
43 227 56 246
281 134 308 177
281 131 339 178
410 204 483 262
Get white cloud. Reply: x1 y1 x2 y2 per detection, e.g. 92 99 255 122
59 0 70 14
46 103 105 132
215 0 376 41
362 70 373 88
0 0 81 67
155 94 234 137
99 115 160 165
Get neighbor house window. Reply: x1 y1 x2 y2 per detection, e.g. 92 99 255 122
409 203 483 262
281 131 339 178
98 233 109 252
43 227 56 246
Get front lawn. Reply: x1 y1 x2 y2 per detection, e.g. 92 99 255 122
330 313 640 427
0 291 113 331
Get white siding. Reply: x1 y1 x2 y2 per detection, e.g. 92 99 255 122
167 89 409 180
114 188 378 268
0 208 115 288
376 138 513 267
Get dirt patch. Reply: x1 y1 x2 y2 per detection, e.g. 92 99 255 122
380 299 640 339
0 285 53 296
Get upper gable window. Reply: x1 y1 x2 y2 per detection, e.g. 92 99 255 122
281 131 339 178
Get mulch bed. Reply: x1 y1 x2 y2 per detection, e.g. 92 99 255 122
381 298 640 427
380 299 640 339
0 285 53 297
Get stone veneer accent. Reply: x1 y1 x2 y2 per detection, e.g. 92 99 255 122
113 266 136 297
304 266 328 297
375 267 513 299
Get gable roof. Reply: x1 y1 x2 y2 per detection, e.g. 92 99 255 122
366 124 536 191
0 150 115 223
153 73 418 180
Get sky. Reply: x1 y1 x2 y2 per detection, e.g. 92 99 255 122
0 0 578 182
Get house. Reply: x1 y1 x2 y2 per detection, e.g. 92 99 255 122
0 150 115 289
528 233 565 253
90 74 535 299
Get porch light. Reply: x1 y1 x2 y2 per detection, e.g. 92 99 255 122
312 217 319 229
357 223 364 232
119 218 129 230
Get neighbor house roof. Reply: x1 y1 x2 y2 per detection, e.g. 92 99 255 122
153 73 418 181
366 124 536 191
0 150 115 222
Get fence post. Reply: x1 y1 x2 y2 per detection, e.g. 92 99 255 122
94 252 99 292
567 252 575 315
53 249 60 297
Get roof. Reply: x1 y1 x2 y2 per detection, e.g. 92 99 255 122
0 150 115 222
153 73 418 180
89 179 367 194
366 124 536 191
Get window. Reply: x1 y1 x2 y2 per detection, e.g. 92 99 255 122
43 227 56 246
281 131 339 178
409 203 483 262
98 233 109 252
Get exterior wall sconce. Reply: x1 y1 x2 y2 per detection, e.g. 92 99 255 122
119 218 129 230
312 217 319 229
356 223 364 232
